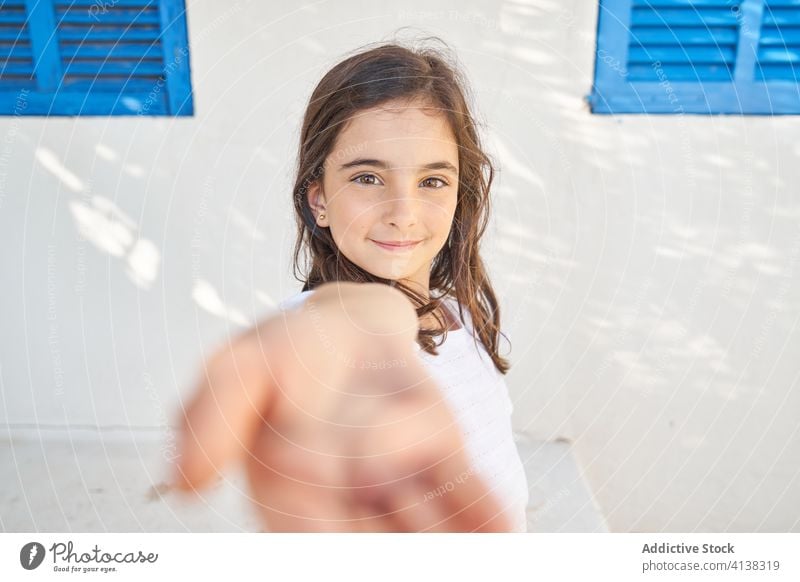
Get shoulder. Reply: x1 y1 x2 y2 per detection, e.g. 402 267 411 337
441 294 477 337
277 289 315 312
441 295 510 368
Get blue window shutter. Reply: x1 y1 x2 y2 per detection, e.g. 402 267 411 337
590 0 800 114
0 0 193 115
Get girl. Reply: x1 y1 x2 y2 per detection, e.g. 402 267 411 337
174 40 529 532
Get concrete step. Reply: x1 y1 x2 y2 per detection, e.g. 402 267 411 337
0 430 608 532
515 432 609 532
0 431 261 532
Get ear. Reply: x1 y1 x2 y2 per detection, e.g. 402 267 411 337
306 180 329 228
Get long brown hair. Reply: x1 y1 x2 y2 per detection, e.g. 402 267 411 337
290 38 511 374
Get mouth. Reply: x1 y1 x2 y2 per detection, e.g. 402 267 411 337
370 239 423 251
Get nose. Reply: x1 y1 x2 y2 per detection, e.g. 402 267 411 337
383 182 419 229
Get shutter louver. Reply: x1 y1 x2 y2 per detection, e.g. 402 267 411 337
628 0 741 81
55 0 166 108
0 0 36 91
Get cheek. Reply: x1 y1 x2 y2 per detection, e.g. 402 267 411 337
435 190 457 215
330 200 371 243
434 200 458 233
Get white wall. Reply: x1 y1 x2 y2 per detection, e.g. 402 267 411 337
1 0 797 532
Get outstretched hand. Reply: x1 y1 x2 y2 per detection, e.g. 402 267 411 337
173 283 511 532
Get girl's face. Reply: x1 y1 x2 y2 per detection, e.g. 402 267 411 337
307 99 459 296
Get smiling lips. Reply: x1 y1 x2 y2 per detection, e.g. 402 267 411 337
370 239 422 251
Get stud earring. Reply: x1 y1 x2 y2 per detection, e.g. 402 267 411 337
318 213 326 221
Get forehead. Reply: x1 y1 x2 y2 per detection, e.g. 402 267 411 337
331 100 458 165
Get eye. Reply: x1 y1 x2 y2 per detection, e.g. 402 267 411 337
352 174 383 186
421 177 449 189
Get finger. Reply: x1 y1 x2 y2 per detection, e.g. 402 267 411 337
246 440 357 532
433 455 512 532
347 437 472 532
348 495 404 533
173 328 280 492
384 478 455 532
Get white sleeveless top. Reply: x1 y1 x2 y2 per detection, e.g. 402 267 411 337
277 290 529 532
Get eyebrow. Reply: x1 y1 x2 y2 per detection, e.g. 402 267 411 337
339 158 458 175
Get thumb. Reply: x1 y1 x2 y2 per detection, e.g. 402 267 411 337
172 323 282 492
